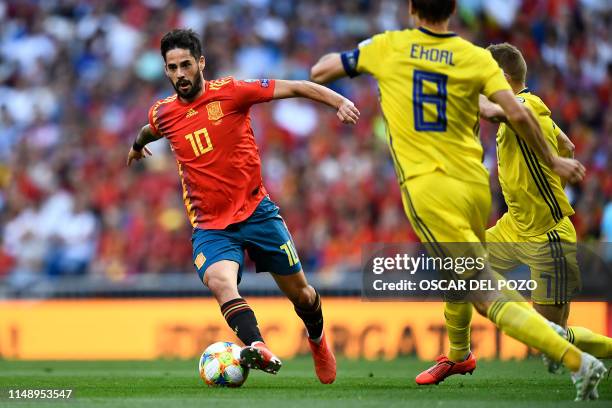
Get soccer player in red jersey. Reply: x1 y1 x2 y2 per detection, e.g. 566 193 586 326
127 29 360 384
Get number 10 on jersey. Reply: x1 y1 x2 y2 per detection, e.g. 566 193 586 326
185 128 213 157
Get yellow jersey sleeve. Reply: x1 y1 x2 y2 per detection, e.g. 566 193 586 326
480 50 512 98
356 32 390 77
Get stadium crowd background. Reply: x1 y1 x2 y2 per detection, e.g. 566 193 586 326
0 0 610 289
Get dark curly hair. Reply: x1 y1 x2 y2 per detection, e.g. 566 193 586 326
160 29 203 61
410 0 456 23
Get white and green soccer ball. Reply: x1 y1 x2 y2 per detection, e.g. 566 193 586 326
199 341 249 387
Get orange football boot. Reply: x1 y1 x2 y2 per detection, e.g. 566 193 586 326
308 331 336 384
416 352 476 385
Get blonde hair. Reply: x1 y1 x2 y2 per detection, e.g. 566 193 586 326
486 43 527 84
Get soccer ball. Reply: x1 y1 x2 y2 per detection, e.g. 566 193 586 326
199 341 249 387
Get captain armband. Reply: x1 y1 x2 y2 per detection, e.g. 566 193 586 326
340 49 361 78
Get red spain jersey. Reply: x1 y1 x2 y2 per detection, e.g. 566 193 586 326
147 77 275 229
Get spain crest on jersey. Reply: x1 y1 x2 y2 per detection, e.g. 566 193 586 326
206 101 223 121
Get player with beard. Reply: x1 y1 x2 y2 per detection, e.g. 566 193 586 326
127 28 360 384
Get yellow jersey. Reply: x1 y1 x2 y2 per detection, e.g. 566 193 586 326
350 27 511 185
496 89 574 235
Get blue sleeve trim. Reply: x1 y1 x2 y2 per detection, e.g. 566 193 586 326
340 49 360 78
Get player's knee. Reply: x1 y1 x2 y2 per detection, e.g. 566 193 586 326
204 273 233 296
290 285 315 308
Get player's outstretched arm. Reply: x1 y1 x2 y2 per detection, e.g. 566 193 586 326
310 53 346 84
273 79 360 124
489 89 585 183
127 124 163 166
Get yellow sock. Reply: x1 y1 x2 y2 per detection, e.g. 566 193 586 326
445 302 473 362
487 301 582 371
562 347 582 373
567 326 612 358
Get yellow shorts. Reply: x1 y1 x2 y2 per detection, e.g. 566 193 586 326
400 172 491 280
486 214 580 304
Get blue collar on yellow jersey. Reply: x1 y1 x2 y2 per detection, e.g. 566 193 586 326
518 88 530 94
418 27 457 38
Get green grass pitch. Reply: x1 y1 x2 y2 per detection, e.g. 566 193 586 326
1 357 610 407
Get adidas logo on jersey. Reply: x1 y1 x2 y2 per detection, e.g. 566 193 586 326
186 108 198 118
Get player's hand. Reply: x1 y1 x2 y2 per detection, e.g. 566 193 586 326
337 98 360 125
557 132 575 158
551 156 585 184
127 146 152 166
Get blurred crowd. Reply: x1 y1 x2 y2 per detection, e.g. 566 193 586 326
0 0 610 286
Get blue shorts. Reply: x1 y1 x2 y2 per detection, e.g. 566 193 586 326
191 196 302 284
